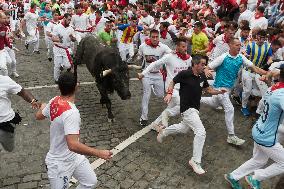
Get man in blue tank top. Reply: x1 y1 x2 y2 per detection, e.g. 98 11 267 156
225 64 284 189
202 38 267 146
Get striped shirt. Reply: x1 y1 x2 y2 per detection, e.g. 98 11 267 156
8 3 18 20
246 41 273 68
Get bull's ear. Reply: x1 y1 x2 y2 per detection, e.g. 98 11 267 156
101 69 112 77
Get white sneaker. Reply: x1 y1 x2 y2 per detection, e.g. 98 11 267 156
189 159 205 175
227 135 245 146
11 72 19 78
157 130 165 143
216 106 223 110
0 129 15 152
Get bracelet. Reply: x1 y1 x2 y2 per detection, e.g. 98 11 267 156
30 99 38 104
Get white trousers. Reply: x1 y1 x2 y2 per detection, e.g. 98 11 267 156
201 91 235 135
53 47 73 81
46 155 97 189
25 28 39 51
231 142 284 181
118 43 134 61
0 49 11 76
242 70 268 108
163 108 206 163
152 90 180 127
5 47 17 73
141 74 164 120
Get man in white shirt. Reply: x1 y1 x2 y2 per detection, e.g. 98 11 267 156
138 29 172 126
139 9 154 27
35 72 112 189
0 75 41 152
250 6 268 30
238 3 253 25
23 3 40 53
138 38 192 130
52 13 76 83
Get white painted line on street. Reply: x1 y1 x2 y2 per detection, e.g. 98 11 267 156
69 125 152 187
25 78 139 90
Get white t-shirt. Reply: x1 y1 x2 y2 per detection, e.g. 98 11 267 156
142 52 192 90
53 23 75 48
0 76 22 123
139 15 154 26
139 42 172 75
42 96 80 161
250 16 268 30
209 34 230 62
102 11 116 19
24 11 39 32
71 14 90 31
238 9 253 24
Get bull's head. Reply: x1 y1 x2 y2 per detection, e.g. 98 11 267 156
101 63 131 100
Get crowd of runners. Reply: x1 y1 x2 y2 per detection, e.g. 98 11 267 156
0 0 284 188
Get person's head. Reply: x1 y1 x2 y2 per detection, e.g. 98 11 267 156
176 37 188 54
95 10 102 18
229 38 241 55
75 4 83 14
271 39 282 53
141 9 148 17
240 25 250 39
239 19 249 29
104 21 112 32
0 11 7 25
129 16 137 26
154 15 160 24
30 3 37 10
159 22 170 31
239 3 247 13
90 4 96 12
45 3 51 11
63 13 72 26
149 29 159 45
191 55 207 74
256 30 267 46
58 72 78 96
224 21 238 40
256 6 265 15
193 21 203 34
52 11 59 21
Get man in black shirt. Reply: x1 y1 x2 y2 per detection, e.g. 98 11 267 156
157 55 226 175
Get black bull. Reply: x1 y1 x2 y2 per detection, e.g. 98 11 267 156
74 35 131 122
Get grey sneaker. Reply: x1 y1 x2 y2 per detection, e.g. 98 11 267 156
0 129 15 152
189 159 205 175
227 135 245 146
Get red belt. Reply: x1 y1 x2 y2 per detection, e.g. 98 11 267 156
54 44 73 65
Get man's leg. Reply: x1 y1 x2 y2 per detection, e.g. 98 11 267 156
47 161 73 189
7 49 18 77
33 31 40 52
0 128 14 152
73 157 97 189
140 77 152 124
54 56 62 82
241 70 253 116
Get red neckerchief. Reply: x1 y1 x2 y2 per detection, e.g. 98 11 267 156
160 29 168 39
271 82 284 91
145 39 159 48
223 34 229 43
50 96 72 121
255 12 264 19
95 17 101 25
30 8 35 13
76 12 83 16
61 21 68 28
175 51 190 60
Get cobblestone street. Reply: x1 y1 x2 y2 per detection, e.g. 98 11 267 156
0 39 281 189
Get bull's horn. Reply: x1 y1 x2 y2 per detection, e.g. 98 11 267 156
128 65 142 70
102 69 112 77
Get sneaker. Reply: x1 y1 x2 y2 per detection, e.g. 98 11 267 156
25 42 29 49
0 129 15 152
216 106 223 110
11 72 19 78
227 135 245 146
231 95 242 105
48 57 52 62
188 159 205 175
139 118 148 127
245 175 260 189
157 130 165 143
241 107 251 116
33 51 40 54
224 174 243 189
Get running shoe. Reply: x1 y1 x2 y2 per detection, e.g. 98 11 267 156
224 174 243 189
241 107 251 116
189 159 205 175
139 118 148 127
245 175 260 189
227 135 245 146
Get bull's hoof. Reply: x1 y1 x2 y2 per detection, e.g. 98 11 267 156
107 118 115 123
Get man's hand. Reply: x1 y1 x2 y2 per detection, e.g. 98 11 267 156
31 101 42 109
97 150 113 160
204 68 213 78
164 94 172 104
137 73 144 80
